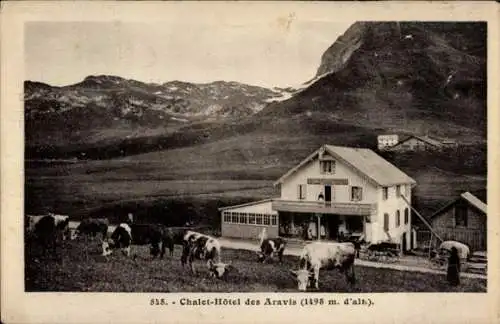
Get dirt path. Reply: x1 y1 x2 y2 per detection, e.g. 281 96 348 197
218 238 487 280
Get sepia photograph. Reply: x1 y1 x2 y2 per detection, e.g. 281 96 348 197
23 18 488 293
2 1 499 324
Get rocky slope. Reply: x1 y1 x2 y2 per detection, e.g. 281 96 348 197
25 76 286 147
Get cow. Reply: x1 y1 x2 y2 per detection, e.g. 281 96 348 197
290 241 356 291
181 231 233 278
257 238 287 263
27 213 70 242
101 223 133 257
73 218 109 240
48 213 70 241
437 240 471 261
128 223 175 259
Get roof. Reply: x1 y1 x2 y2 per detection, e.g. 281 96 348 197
460 192 487 214
218 198 274 211
274 145 416 187
389 135 443 148
430 191 487 219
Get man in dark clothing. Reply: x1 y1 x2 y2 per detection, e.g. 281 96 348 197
447 247 461 286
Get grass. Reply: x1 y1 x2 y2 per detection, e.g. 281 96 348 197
25 239 486 292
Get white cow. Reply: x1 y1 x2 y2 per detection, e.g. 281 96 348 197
290 241 356 291
438 240 471 260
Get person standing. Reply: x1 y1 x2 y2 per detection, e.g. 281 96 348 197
447 247 461 286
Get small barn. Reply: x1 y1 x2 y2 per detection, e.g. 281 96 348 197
220 199 278 239
429 191 487 251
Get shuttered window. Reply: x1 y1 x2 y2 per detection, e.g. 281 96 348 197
396 210 401 227
384 213 389 231
404 208 409 224
382 187 389 200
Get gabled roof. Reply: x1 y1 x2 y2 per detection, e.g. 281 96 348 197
389 135 442 148
274 145 416 187
430 191 487 219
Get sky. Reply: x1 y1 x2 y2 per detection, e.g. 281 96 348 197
25 20 352 88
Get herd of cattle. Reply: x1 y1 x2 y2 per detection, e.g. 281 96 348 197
25 213 473 291
25 213 361 291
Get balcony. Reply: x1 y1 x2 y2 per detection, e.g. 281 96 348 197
271 199 376 216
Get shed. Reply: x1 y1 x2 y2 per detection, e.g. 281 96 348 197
429 191 487 251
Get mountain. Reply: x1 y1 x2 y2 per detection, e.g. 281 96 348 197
25 76 285 148
25 22 486 161
258 22 486 141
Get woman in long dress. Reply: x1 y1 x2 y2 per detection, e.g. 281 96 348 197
447 247 461 286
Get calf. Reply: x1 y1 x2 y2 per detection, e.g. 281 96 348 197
181 231 232 278
290 242 356 291
74 218 109 240
102 223 132 257
257 238 287 263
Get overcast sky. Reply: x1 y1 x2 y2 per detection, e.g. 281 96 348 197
25 20 352 88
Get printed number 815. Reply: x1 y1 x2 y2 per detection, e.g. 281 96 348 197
150 298 168 306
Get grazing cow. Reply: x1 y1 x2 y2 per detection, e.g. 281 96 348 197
290 242 356 291
181 231 232 278
74 218 109 240
257 238 287 263
102 223 133 257
128 223 175 259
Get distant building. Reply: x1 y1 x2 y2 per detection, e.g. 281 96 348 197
429 191 487 251
220 145 417 251
386 135 443 152
377 134 399 151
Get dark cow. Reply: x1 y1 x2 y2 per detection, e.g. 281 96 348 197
32 215 58 256
74 218 109 240
181 231 233 278
290 241 357 291
128 224 175 259
257 238 287 263
102 223 132 257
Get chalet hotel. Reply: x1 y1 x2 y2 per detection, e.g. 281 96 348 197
219 144 417 251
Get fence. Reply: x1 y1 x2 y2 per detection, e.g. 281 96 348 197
416 229 486 252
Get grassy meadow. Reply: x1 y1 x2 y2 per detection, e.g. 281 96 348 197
25 239 486 292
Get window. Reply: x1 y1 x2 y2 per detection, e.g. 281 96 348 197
263 215 271 225
256 214 263 225
248 213 256 224
271 215 277 226
455 202 468 227
404 208 409 224
396 210 400 227
223 212 231 223
239 213 247 224
384 213 389 231
320 160 335 174
382 187 388 200
231 212 239 223
396 185 401 197
351 186 363 201
297 184 307 200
